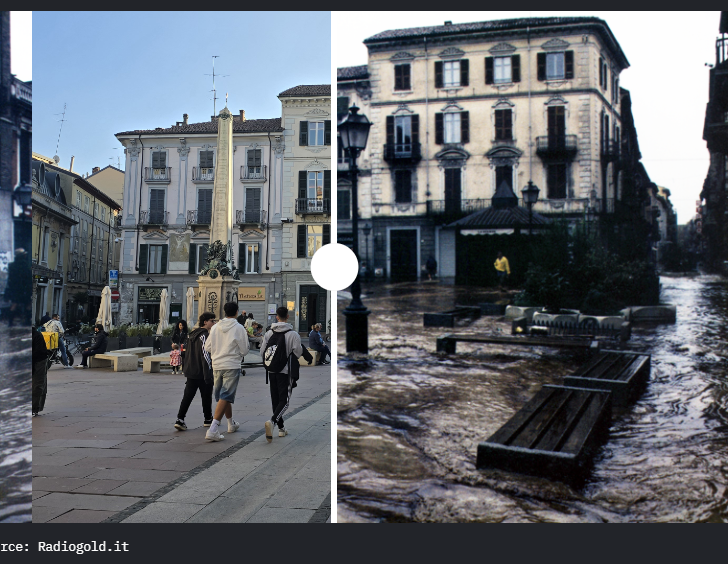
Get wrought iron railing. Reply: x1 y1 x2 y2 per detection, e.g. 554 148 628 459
11 77 31 104
383 142 422 162
240 165 267 181
535 135 578 154
144 167 171 181
295 198 330 214
235 209 267 225
138 210 168 225
187 210 212 225
192 167 214 182
426 199 492 216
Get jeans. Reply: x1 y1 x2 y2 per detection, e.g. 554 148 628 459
58 338 69 366
212 369 241 403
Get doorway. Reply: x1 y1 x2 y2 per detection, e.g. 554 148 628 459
137 303 160 324
444 168 462 216
299 285 327 333
389 229 418 281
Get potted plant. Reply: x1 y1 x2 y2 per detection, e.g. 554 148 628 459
139 323 155 348
157 326 174 353
106 327 120 351
117 324 128 349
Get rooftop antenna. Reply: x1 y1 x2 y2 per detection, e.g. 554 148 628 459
54 103 67 163
205 56 229 117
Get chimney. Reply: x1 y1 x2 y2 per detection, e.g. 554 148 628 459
92 166 100 174
444 20 452 25
70 156 75 172
183 113 188 125
240 110 246 122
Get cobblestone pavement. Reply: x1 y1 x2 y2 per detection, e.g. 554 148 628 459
32 355 331 523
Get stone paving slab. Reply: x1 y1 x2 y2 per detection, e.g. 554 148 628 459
34 362 331 523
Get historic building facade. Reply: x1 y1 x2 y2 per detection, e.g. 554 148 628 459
279 85 332 333
339 17 636 281
700 11 728 274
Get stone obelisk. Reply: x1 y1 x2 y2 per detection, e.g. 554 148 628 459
196 105 240 322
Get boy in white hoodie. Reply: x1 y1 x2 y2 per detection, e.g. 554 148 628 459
203 302 250 441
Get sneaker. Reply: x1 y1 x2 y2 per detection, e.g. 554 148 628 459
32 412 38 417
205 430 224 442
227 419 239 433
203 418 213 427
174 419 187 431
75 364 86 369
63 365 73 369
278 427 288 437
265 420 273 443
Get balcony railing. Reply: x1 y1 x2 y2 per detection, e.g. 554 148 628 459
11 77 31 104
192 167 214 182
236 209 267 225
138 210 169 227
383 142 422 163
113 215 122 228
187 209 212 226
535 135 578 158
426 199 492 217
144 167 171 182
295 198 330 214
240 165 267 182
600 140 620 161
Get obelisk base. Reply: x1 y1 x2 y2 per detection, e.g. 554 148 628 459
196 275 240 323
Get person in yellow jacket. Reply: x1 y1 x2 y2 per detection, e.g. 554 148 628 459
494 251 510 290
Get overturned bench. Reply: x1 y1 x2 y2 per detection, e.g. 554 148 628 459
564 350 651 406
424 306 481 328
88 352 138 372
437 333 599 354
477 385 612 482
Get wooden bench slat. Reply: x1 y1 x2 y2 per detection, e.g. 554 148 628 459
615 355 650 382
585 352 625 380
487 387 558 445
560 390 611 455
571 351 608 376
508 389 575 449
534 390 593 452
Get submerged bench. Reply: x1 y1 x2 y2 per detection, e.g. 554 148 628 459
477 385 612 481
424 306 481 328
437 333 599 354
564 350 651 406
89 352 138 372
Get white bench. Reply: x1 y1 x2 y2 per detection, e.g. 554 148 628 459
298 348 321 366
143 354 174 373
88 353 138 372
119 347 154 358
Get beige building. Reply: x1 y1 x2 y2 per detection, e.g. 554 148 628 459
87 165 125 205
339 17 629 280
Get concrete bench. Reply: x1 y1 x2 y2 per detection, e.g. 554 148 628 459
120 347 154 358
88 353 138 372
477 384 612 483
143 354 174 373
298 348 321 366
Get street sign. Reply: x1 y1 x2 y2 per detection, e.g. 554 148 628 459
111 303 120 312
109 270 119 288
111 289 120 301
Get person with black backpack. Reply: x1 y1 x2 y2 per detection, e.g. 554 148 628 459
261 306 313 442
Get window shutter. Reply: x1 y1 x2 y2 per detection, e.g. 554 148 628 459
255 244 260 273
394 65 402 90
299 121 308 146
324 170 331 201
565 51 574 79
461 111 469 144
337 97 349 118
460 59 469 86
299 170 307 199
435 61 443 88
512 55 521 82
403 64 410 90
239 243 245 272
159 152 166 168
247 150 255 167
152 152 160 168
200 150 214 168
411 114 420 146
138 244 148 274
323 224 330 246
188 243 197 274
324 120 331 145
537 53 546 81
160 245 168 274
386 116 395 147
297 225 306 258
435 113 444 145
485 57 494 84
599 57 604 87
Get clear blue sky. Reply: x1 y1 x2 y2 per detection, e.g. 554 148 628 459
33 11 331 180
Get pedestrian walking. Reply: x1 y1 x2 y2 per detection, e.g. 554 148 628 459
261 306 312 443
172 320 188 347
426 255 437 280
244 312 255 330
494 251 511 291
75 324 108 368
5 248 30 327
42 313 73 368
169 344 182 374
308 323 331 365
173 312 216 431
32 326 48 417
203 302 249 441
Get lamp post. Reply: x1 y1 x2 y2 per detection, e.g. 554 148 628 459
13 181 32 252
362 223 371 279
339 105 372 354
521 180 540 235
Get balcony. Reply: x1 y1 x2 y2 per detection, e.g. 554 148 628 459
236 209 267 226
187 209 211 230
113 215 122 228
11 77 31 105
295 198 330 215
144 167 171 183
240 165 267 182
138 210 169 229
600 140 620 162
192 167 214 183
535 135 578 160
704 101 728 152
383 142 422 164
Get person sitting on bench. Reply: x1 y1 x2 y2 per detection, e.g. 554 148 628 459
75 324 108 368
308 323 330 365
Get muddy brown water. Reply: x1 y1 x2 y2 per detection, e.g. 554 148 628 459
337 276 728 522
0 327 32 522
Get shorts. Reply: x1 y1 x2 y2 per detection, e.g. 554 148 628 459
212 369 241 403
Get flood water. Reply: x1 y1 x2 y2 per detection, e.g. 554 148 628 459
0 327 32 522
337 275 728 522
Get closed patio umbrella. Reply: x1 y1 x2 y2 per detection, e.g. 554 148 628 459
157 288 170 335
186 287 195 327
96 286 113 332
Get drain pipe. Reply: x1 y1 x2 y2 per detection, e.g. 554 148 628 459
266 131 272 271
134 134 144 271
527 26 532 187
424 36 430 198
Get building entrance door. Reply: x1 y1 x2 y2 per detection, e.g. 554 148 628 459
298 285 327 333
389 229 418 281
444 168 461 216
137 304 160 325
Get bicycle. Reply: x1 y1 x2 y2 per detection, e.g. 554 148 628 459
46 336 74 368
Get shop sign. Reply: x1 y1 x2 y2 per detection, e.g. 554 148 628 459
138 286 163 301
238 287 265 301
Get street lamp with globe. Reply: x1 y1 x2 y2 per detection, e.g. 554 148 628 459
521 180 540 236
